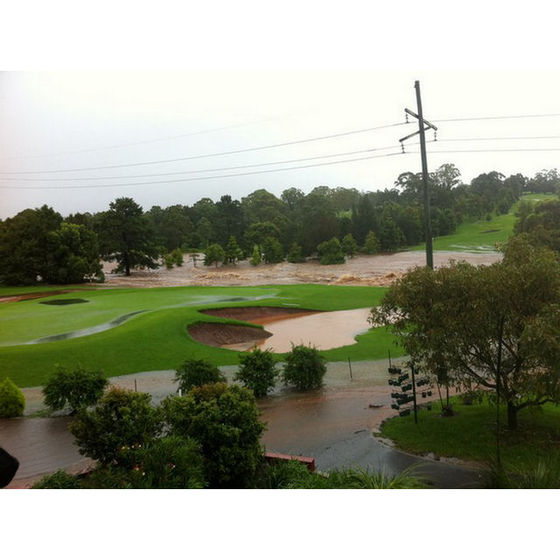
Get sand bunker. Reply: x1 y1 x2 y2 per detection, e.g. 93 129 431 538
188 322 272 349
190 306 372 352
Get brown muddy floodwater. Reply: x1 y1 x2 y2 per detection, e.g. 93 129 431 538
191 306 372 352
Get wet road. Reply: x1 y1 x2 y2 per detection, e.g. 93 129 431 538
3 360 482 488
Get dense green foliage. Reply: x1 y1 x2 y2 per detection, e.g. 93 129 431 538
514 197 560 253
70 387 162 466
282 345 327 390
317 237 345 264
0 377 25 417
95 197 159 276
162 383 265 488
235 348 277 397
42 366 107 414
375 236 560 429
257 461 425 489
32 470 82 489
174 358 226 394
203 243 225 267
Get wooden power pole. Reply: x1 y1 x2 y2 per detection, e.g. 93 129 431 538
399 80 437 269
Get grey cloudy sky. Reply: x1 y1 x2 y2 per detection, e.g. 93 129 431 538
1 70 559 219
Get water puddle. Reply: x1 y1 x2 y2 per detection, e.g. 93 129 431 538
26 310 146 344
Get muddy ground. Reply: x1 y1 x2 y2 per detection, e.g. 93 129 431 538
101 250 501 288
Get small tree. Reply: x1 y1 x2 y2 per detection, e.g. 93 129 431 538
204 243 225 268
174 359 226 394
164 253 175 269
317 237 345 265
0 378 25 418
262 236 284 264
225 236 244 265
341 233 359 258
162 383 265 488
282 345 327 390
250 244 262 266
171 248 184 266
43 366 107 414
286 242 304 263
364 230 380 254
70 387 162 466
235 348 277 397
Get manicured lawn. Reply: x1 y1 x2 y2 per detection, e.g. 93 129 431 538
380 396 560 469
410 193 558 253
0 284 403 387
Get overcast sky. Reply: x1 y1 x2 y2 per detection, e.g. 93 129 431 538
1 70 558 219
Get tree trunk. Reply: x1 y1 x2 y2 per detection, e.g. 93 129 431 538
507 401 518 430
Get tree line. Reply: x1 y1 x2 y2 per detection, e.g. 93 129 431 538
1 164 558 285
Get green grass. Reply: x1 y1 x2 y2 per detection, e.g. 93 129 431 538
381 396 560 470
410 193 558 253
0 284 403 387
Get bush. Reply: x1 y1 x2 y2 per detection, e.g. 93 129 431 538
82 436 207 489
70 387 162 467
162 383 265 488
341 233 359 258
171 248 184 266
282 345 326 391
250 244 262 266
262 236 284 263
235 348 277 397
174 359 225 394
204 243 225 267
0 378 25 418
317 237 345 265
286 242 304 263
42 366 107 414
363 230 380 254
32 470 81 489
164 254 175 269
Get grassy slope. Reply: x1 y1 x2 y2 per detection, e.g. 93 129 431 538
0 284 403 387
410 193 558 253
380 396 560 468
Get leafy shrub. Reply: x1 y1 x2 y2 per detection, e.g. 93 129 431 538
317 237 345 265
363 230 380 254
174 359 225 394
204 243 225 267
0 378 25 418
82 436 207 489
70 387 162 467
164 254 175 269
32 470 81 489
262 236 284 263
255 460 315 489
286 242 304 263
341 233 359 258
162 383 265 488
42 366 107 414
235 348 277 397
250 244 262 266
282 345 326 391
171 248 184 266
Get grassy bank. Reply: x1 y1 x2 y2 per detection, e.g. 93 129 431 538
380 396 560 470
0 284 402 387
411 193 558 253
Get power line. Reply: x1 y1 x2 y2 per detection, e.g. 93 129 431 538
437 135 560 143
0 144 404 182
0 121 409 175
412 147 560 154
433 113 560 123
0 117 280 161
0 151 404 190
